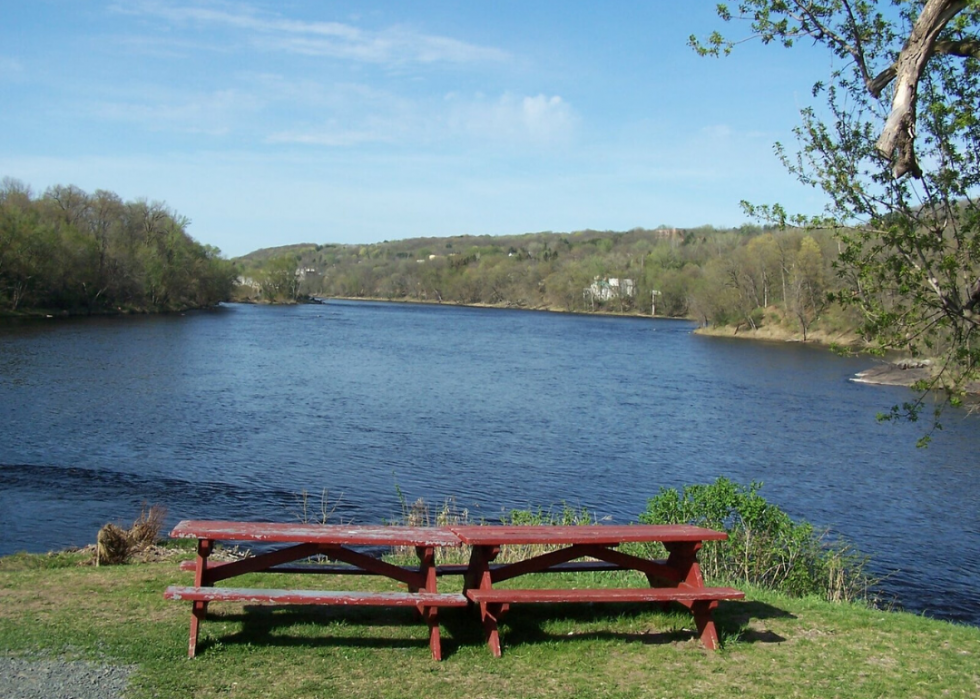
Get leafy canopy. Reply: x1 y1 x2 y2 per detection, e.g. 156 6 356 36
693 1 980 442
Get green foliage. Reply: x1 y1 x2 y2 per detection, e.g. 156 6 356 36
240 224 857 335
260 254 300 303
640 478 873 602
500 503 597 527
695 2 980 430
0 550 91 571
0 178 236 314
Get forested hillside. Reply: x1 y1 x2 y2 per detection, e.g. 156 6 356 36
0 178 236 315
0 172 865 341
235 225 861 341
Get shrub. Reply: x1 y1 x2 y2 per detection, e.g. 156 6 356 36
639 477 874 603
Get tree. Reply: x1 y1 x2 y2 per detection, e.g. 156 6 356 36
261 255 300 303
695 1 980 437
788 235 829 341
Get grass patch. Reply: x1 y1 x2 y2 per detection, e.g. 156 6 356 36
1 556 978 698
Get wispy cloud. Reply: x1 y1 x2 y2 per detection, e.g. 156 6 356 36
700 124 733 140
87 87 262 135
700 123 772 141
264 90 579 149
445 93 579 146
267 120 397 147
115 1 509 65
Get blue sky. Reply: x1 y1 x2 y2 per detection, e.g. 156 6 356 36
0 1 835 257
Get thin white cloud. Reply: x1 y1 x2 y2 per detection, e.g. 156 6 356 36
267 119 399 147
115 1 509 65
700 123 772 141
701 124 733 139
446 93 579 145
266 91 579 149
110 35 213 60
88 87 262 135
256 76 418 146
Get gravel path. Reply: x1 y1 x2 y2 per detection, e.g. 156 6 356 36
0 656 134 699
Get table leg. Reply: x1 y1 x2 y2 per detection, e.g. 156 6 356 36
463 545 504 656
189 601 207 659
692 600 721 650
414 545 438 593
663 540 725 649
661 540 705 590
414 545 445 660
188 538 213 659
481 603 506 658
423 606 443 660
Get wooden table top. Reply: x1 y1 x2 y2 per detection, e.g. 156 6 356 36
170 521 728 548
449 524 728 546
170 521 463 547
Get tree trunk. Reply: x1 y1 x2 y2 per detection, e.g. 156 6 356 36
876 0 968 178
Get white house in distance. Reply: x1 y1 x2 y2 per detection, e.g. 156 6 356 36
585 276 636 303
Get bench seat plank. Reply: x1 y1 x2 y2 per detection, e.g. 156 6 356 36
466 585 743 655
165 585 468 607
465 586 744 604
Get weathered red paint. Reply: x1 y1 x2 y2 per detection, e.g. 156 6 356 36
165 586 468 607
464 586 743 604
177 559 623 576
449 524 729 546
169 521 462 661
170 521 462 547
454 525 738 657
165 520 742 660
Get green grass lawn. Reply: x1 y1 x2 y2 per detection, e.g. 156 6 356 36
1 552 978 698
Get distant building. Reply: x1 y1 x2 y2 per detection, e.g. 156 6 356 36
585 277 635 303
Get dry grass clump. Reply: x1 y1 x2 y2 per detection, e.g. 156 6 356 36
389 496 598 565
290 488 345 525
95 503 168 566
389 496 473 563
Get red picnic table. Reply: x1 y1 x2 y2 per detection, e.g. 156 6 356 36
163 521 467 660
450 524 744 656
164 521 744 660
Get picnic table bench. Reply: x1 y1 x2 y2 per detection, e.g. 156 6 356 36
164 521 467 660
165 520 743 660
451 524 745 656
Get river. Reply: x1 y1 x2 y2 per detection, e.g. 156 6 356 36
0 301 977 624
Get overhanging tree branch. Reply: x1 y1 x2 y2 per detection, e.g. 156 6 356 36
875 0 968 179
869 37 980 94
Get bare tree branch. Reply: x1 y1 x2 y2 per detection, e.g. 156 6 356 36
869 38 980 95
876 0 968 178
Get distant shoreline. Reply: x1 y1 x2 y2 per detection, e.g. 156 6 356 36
318 295 692 322
692 322 865 348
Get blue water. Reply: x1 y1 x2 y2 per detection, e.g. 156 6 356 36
1 301 978 624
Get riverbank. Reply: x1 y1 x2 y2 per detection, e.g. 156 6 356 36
1 551 978 698
691 323 971 392
0 302 225 320
319 294 696 322
693 322 866 348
